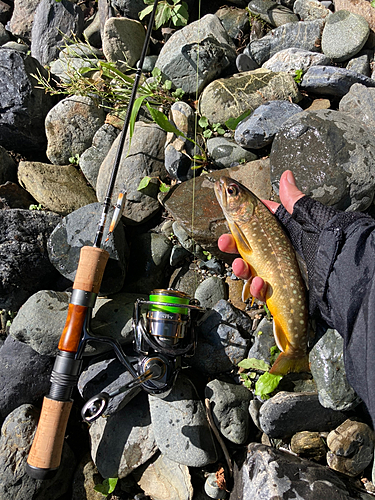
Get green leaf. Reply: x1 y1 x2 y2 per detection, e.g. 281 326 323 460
255 372 283 399
146 102 186 138
171 3 189 26
270 345 281 365
238 358 270 372
163 80 172 90
225 110 252 130
138 176 152 190
203 129 212 138
155 4 172 30
159 181 170 193
94 477 118 496
198 116 209 128
130 95 148 140
138 4 154 20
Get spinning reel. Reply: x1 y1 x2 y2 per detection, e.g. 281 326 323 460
81 289 203 422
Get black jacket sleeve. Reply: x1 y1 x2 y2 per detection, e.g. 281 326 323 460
275 196 375 426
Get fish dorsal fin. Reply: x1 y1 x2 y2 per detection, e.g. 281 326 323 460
273 317 288 353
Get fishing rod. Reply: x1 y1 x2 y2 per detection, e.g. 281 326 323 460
26 0 161 480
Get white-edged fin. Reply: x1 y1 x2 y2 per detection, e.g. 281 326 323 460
273 318 285 353
242 280 251 303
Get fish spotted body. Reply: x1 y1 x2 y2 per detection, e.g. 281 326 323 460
215 176 309 375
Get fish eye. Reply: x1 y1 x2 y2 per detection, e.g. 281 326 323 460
227 184 238 196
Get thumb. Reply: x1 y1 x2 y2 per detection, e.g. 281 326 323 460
279 170 305 214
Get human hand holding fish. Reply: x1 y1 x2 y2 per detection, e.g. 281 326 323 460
218 170 305 302
215 170 309 375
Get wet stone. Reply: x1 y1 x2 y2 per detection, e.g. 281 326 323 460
149 372 218 467
301 65 375 96
207 137 257 168
326 419 375 477
259 391 347 439
290 431 327 461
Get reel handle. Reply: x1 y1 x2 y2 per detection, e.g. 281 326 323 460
26 246 109 479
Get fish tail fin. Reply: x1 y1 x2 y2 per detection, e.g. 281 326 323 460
269 351 310 376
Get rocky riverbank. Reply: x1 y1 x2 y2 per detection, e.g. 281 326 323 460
1 0 375 499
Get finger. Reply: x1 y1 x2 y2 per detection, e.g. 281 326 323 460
279 170 305 214
232 258 251 280
250 276 268 302
262 199 280 214
218 233 238 254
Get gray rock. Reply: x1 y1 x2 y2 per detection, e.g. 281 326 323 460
293 0 332 21
0 49 56 155
234 100 303 149
194 277 227 309
149 372 218 467
96 121 167 224
78 357 141 416
0 209 61 310
1 41 29 52
172 221 205 259
321 10 370 62
155 14 237 95
0 0 11 26
215 6 250 41
47 202 128 295
0 145 16 184
10 290 143 357
102 16 145 72
229 443 371 500
205 379 253 444
7 0 39 40
259 391 347 439
45 95 106 165
339 82 375 130
0 181 35 209
80 123 120 189
123 232 172 294
83 10 102 48
164 101 199 182
207 137 257 168
198 69 301 125
310 327 360 411
30 0 84 66
89 391 157 478
262 47 330 74
247 317 275 365
270 108 375 211
110 0 148 20
18 161 97 215
134 454 194 500
189 299 252 375
0 404 76 500
236 53 259 72
247 0 299 27
141 55 158 73
301 65 375 96
0 20 8 44
346 50 372 77
327 419 374 477
245 19 324 66
0 336 54 421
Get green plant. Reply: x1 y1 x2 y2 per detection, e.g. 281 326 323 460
225 110 252 130
69 153 80 165
371 0 375 8
238 352 283 399
94 477 118 497
139 0 189 30
198 116 225 139
29 203 43 211
137 175 170 193
294 69 303 84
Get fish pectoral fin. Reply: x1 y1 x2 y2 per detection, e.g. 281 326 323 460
273 317 288 353
230 222 253 256
242 280 252 303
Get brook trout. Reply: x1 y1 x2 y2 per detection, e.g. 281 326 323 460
215 176 309 375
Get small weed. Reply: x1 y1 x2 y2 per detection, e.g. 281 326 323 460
94 477 118 497
139 0 189 30
198 116 225 139
137 175 170 193
29 203 43 211
294 69 303 84
69 153 80 166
